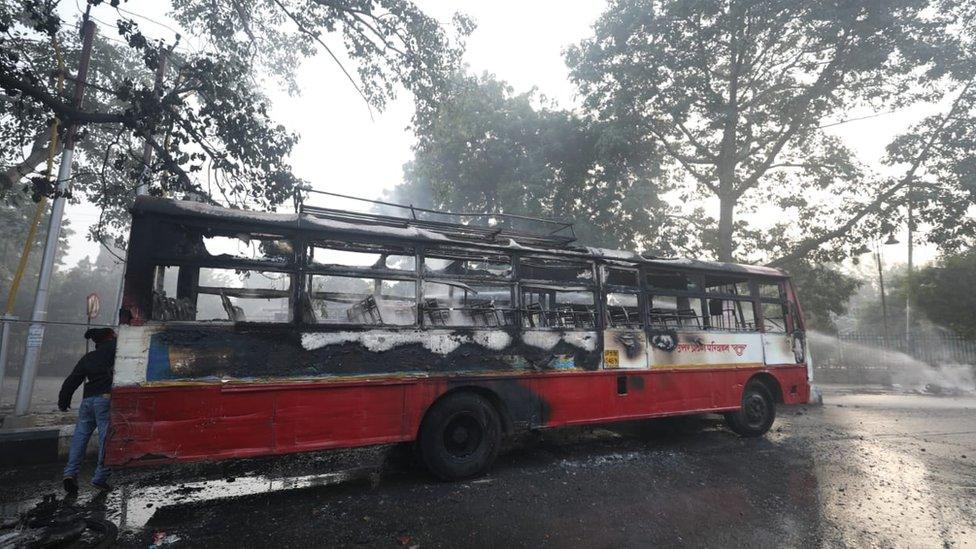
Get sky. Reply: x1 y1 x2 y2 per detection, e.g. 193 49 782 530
57 0 937 269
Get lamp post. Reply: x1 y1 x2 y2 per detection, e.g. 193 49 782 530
877 234 899 386
905 180 914 353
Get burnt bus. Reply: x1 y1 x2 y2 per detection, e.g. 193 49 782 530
105 196 811 479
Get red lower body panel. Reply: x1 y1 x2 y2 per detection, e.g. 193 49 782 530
105 366 809 466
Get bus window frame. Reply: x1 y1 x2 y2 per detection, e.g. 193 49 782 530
756 279 793 333
302 238 420 327
642 267 706 330
133 215 798 336
307 239 416 277
601 265 642 329
149 261 297 325
517 254 598 331
418 245 516 328
699 274 759 332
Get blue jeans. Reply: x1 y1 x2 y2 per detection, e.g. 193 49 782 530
63 395 111 484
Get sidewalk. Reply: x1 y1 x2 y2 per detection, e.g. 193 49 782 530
1 376 97 468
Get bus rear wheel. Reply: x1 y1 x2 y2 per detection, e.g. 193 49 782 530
418 392 502 481
724 381 775 437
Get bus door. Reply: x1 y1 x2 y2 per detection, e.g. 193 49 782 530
601 268 653 417
758 281 802 365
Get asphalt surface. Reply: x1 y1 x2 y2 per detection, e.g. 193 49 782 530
1 386 975 548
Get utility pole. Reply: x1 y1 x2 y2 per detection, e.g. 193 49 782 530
875 244 890 385
0 36 67 407
905 178 914 356
13 18 96 416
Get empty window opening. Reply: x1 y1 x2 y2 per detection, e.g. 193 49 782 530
152 265 194 321
605 267 639 288
424 250 511 279
648 295 702 328
310 242 415 272
423 282 515 327
520 257 593 283
706 298 756 331
522 288 596 329
606 292 641 328
703 274 752 297
308 275 416 325
197 268 291 323
646 270 698 292
203 234 293 263
762 302 789 333
758 282 783 301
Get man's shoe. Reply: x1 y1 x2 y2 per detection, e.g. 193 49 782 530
91 480 112 492
63 477 78 493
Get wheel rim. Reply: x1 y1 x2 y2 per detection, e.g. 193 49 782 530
743 392 768 428
442 412 484 459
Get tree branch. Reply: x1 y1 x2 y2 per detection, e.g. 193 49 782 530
648 125 719 193
270 0 374 118
735 45 848 198
0 69 128 125
1 129 52 194
768 80 973 267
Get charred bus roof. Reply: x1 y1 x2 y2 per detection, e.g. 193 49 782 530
131 196 789 279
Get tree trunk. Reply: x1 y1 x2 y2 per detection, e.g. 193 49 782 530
718 195 735 262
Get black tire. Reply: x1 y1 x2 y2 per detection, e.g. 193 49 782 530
724 380 776 437
418 392 502 481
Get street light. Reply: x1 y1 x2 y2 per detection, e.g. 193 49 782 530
876 235 899 386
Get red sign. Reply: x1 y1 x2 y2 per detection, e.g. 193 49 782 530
86 292 100 320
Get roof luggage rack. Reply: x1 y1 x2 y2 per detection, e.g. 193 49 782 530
300 190 577 247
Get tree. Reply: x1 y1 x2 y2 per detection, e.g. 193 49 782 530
566 0 968 262
391 72 668 250
0 197 72 316
781 259 860 333
1 0 471 242
911 248 976 339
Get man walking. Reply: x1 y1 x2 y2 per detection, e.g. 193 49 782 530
59 327 116 492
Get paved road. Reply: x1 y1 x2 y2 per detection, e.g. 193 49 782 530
2 386 975 548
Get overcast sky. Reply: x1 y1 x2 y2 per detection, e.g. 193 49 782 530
58 0 935 268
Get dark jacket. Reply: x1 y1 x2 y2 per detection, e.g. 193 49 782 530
58 339 117 410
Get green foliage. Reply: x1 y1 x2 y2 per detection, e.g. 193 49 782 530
392 72 667 250
912 248 976 339
0 0 469 244
0 199 71 317
566 0 970 262
883 83 976 254
779 259 861 333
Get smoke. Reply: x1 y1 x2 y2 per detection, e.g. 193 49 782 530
808 331 976 395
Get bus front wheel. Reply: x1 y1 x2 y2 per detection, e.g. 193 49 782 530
418 392 502 481
724 381 775 437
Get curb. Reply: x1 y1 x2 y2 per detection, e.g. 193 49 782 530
0 425 99 467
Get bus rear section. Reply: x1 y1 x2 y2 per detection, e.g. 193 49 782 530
105 197 810 479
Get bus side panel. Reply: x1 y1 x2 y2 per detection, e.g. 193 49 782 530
763 365 811 404
106 367 810 466
535 366 810 428
538 369 725 427
107 382 414 466
532 373 617 425
270 383 408 450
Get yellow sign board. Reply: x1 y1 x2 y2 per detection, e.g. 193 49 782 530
604 349 619 368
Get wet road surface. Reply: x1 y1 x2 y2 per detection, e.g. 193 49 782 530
2 386 975 547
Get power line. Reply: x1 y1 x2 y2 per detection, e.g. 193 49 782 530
818 109 904 129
